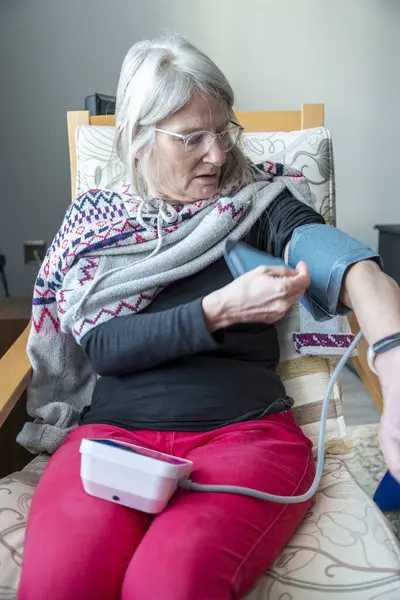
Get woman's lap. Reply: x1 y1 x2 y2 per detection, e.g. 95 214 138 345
124 413 314 599
18 412 314 600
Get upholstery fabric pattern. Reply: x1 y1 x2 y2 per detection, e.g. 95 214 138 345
1 456 400 599
0 456 48 599
246 458 400 600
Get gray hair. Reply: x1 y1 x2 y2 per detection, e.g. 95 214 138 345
115 33 252 199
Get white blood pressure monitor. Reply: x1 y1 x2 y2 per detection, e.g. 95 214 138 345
80 438 193 514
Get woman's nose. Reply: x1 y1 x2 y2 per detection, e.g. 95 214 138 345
203 138 226 166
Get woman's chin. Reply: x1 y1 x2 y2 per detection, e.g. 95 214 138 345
190 181 219 201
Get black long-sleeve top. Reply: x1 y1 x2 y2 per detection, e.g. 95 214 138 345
79 191 325 431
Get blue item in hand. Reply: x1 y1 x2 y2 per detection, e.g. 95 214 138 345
373 470 400 512
223 240 332 322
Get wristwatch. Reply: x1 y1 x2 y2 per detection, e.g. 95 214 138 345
367 332 400 374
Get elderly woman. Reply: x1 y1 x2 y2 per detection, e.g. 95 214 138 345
18 35 400 600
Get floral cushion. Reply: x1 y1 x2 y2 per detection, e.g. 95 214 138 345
1 456 399 599
247 458 400 600
242 128 335 224
0 456 48 599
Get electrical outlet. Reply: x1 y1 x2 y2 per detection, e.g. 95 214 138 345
24 241 47 265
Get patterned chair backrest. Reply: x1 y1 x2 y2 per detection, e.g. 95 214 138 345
75 124 336 226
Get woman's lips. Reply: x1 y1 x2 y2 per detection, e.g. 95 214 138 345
194 174 219 185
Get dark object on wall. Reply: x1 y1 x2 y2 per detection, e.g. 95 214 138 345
23 241 46 266
85 93 116 116
0 254 9 297
375 225 400 285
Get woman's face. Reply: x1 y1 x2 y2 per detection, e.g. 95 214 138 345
149 93 229 203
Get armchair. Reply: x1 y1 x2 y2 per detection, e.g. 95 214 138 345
0 104 398 599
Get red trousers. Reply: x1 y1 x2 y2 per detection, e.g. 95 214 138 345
18 412 314 600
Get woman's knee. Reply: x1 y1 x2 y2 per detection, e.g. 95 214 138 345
18 561 122 600
18 505 150 600
122 544 233 600
18 503 150 600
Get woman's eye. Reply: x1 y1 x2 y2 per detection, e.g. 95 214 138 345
186 133 204 146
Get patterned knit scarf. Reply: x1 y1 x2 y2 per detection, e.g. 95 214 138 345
17 161 312 455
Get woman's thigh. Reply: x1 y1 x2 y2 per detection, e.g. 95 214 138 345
18 424 153 600
122 412 314 600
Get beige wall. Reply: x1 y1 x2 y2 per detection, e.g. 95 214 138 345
1 0 399 296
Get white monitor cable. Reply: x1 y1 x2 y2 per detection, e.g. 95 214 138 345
179 331 362 504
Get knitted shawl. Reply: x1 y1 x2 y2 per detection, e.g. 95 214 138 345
17 161 312 454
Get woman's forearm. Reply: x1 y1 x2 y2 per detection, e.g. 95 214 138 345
342 260 400 362
81 299 221 376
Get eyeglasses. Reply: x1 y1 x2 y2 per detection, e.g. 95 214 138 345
155 121 244 155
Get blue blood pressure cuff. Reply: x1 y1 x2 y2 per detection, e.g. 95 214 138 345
288 223 382 320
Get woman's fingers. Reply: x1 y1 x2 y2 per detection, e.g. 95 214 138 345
270 262 310 298
221 260 311 326
267 295 303 322
256 265 297 279
290 262 311 295
295 261 311 280
257 261 309 281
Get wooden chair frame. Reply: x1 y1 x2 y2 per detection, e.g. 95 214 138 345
0 104 383 439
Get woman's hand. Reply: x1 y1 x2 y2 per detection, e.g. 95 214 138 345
202 262 310 331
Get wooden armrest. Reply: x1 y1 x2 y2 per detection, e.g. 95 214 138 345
0 324 31 428
348 313 384 413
